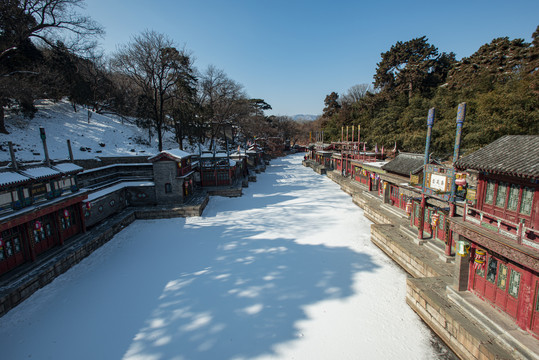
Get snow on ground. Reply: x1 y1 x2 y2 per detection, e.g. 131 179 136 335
0 154 444 359
1 100 179 162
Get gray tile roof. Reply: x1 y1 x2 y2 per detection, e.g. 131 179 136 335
454 135 539 179
381 153 425 176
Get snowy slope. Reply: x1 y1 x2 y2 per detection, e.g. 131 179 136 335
0 100 179 162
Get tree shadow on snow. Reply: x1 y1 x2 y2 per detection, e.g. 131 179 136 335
120 226 379 360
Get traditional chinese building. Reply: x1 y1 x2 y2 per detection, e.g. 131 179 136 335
450 135 539 338
198 152 238 187
149 149 196 204
0 163 86 276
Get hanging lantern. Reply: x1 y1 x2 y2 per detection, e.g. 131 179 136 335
63 209 70 218
405 201 412 215
85 202 92 211
0 237 3 250
455 173 466 186
34 221 43 231
474 248 486 270
431 212 440 227
455 239 470 257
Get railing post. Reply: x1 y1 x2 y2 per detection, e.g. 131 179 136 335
517 219 524 244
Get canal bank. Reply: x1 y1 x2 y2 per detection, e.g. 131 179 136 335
0 153 452 360
303 159 538 360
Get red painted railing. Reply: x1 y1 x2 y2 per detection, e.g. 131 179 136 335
464 203 538 249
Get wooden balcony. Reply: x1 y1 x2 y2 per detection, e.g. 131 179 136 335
450 207 539 273
463 204 539 251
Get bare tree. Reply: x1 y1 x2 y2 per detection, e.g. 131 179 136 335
112 31 194 151
0 0 103 59
340 83 374 105
198 65 247 149
0 0 103 133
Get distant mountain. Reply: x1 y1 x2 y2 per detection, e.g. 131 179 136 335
291 114 320 122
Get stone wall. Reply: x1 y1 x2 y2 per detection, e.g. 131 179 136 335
85 185 156 228
406 277 526 360
0 211 136 317
73 156 150 170
78 163 153 188
153 161 184 204
371 224 442 278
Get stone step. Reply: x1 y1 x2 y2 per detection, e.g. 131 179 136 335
380 203 407 219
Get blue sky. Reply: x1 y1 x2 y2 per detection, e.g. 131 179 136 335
84 0 538 116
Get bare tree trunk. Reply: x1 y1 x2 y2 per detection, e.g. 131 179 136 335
0 106 9 134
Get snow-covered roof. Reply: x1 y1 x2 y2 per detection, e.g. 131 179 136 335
20 166 61 180
0 171 31 188
84 181 155 202
149 149 193 162
200 152 228 158
52 163 83 174
363 161 388 169
229 152 247 158
80 163 152 175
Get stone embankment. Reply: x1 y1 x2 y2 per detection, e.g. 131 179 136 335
304 159 538 360
0 192 210 318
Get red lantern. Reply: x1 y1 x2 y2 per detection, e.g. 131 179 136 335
63 209 70 218
474 249 486 270
34 221 42 231
0 237 3 249
431 213 440 227
405 201 412 215
85 202 92 211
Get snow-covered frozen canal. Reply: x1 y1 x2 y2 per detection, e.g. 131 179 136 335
0 153 450 359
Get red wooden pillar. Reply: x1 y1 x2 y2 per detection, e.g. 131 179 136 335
368 175 372 191
24 223 37 262
78 202 87 233
446 203 455 256
57 211 65 246
418 194 425 239
516 270 534 330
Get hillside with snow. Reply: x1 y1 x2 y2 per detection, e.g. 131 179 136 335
0 100 179 163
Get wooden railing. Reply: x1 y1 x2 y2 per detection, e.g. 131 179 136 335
464 203 539 250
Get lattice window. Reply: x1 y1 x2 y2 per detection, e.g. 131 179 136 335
486 257 498 284
507 184 520 212
495 182 508 208
508 270 521 298
485 180 495 204
476 265 485 278
520 187 534 216
497 263 508 290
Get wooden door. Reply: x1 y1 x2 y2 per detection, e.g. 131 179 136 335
59 206 80 240
33 214 58 256
423 208 432 235
484 256 498 302
0 226 26 275
531 279 539 335
471 260 487 296
390 185 399 207
504 266 521 319
436 213 446 241
494 262 509 309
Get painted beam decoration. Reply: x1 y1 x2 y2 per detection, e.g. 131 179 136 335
423 164 455 200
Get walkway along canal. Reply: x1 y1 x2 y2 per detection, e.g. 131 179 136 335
304 154 538 360
0 153 454 359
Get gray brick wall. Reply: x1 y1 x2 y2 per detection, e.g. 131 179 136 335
153 161 184 204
